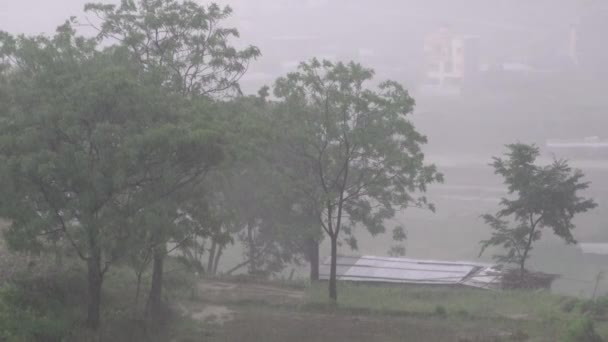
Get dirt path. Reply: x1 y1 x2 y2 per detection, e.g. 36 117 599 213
196 280 305 305
178 279 305 328
178 303 235 325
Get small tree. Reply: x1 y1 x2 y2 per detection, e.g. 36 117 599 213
273 59 442 301
208 95 314 278
480 143 597 283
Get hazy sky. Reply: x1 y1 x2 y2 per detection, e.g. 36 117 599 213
0 0 341 91
0 0 330 35
0 0 594 94
0 0 103 35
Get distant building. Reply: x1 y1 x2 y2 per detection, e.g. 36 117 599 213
571 8 608 77
545 137 608 159
568 25 579 66
421 27 479 95
579 243 608 256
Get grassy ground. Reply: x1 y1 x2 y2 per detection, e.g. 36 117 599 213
170 279 608 341
307 283 567 320
2 246 607 341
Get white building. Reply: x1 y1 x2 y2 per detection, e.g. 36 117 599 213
421 27 479 96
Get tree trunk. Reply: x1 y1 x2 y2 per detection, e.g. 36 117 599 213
146 248 165 321
134 269 144 315
520 222 537 286
309 237 319 281
207 241 217 275
54 239 63 270
213 245 223 274
519 259 526 285
329 234 338 302
86 252 103 330
247 221 256 274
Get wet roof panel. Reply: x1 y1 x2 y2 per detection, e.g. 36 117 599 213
319 255 501 289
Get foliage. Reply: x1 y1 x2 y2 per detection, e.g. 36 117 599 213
479 144 597 280
562 317 604 342
561 298 580 313
479 215 533 266
273 58 442 299
433 305 447 317
387 245 407 257
578 296 608 318
0 281 71 342
388 225 407 257
81 0 261 319
85 0 260 96
200 95 317 277
171 187 236 276
0 23 223 328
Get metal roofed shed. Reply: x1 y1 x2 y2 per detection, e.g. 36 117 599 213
319 255 502 290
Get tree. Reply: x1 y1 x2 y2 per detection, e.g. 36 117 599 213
479 143 597 283
207 95 314 278
388 225 407 257
170 183 236 278
84 0 261 96
84 1 260 317
0 24 222 329
273 59 442 301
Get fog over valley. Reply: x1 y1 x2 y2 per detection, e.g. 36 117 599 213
2 1 608 340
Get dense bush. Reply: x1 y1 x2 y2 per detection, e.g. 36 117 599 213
578 296 608 318
434 305 447 317
0 283 69 341
561 317 603 342
560 297 580 313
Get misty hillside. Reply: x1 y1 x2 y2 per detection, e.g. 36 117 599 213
2 1 608 341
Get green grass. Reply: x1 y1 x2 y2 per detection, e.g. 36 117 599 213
306 282 608 341
308 283 565 318
4 246 608 341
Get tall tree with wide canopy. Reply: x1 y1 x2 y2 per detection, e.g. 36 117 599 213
0 23 222 329
273 59 442 301
84 0 261 96
84 0 260 317
85 0 260 316
480 143 597 283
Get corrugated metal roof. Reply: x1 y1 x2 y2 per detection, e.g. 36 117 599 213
579 243 608 255
319 255 502 289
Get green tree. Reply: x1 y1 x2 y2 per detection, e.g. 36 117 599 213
480 143 597 283
85 1 260 317
0 24 222 329
176 195 235 276
207 95 314 278
273 59 442 301
84 0 261 96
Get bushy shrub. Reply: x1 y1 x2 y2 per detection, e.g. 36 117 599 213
560 297 580 313
434 305 447 317
578 296 608 318
561 317 603 342
0 284 69 341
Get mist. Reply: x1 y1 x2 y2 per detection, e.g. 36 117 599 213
212 0 608 296
2 0 608 340
3 0 608 295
